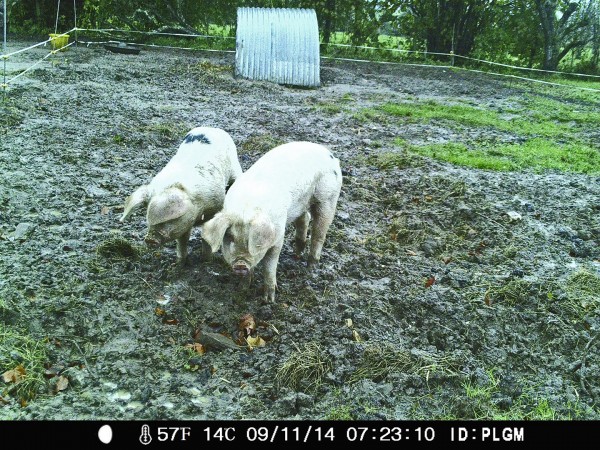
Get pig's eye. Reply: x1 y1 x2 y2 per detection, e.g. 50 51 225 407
224 228 233 241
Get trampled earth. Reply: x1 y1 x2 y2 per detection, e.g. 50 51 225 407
1 39 599 420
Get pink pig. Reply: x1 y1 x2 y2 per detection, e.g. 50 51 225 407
202 141 342 302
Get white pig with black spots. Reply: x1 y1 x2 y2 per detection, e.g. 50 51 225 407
120 126 242 264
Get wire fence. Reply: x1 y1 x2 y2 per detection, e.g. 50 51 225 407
2 26 600 95
1 29 75 93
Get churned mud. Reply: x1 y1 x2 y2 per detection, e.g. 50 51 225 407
1 39 599 420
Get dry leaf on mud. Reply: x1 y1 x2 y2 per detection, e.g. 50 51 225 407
55 375 69 392
425 276 436 288
155 307 165 316
352 330 362 342
185 342 206 355
239 313 256 337
246 336 266 349
100 206 110 215
406 250 418 256
2 365 26 384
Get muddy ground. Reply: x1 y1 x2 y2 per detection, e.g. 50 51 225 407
1 38 599 421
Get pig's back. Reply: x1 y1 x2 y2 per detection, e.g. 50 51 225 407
244 142 336 182
177 127 237 163
152 127 237 190
225 142 340 218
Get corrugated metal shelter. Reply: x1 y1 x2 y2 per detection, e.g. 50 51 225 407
235 7 320 87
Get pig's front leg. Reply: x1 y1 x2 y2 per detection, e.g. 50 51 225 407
262 242 283 303
176 229 192 264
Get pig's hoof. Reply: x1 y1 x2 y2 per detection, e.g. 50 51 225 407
307 256 319 270
294 239 307 256
262 286 276 304
171 258 187 270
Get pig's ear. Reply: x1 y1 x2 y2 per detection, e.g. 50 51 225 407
120 185 149 221
147 187 191 225
202 213 230 253
249 213 276 252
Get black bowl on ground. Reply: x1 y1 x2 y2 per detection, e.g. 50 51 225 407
104 42 141 55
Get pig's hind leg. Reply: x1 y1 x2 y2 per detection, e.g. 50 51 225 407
293 211 310 258
308 175 341 268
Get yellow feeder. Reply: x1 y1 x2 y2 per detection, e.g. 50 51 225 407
49 33 70 51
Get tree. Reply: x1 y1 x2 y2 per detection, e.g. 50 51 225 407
535 0 595 71
393 1 496 57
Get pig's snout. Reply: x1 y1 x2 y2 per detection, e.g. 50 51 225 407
233 262 250 277
144 235 161 248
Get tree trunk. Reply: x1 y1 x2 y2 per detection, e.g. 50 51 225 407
535 0 559 71
322 0 336 44
593 17 599 69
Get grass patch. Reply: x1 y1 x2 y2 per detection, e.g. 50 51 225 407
406 139 600 174
524 96 600 126
96 237 140 259
352 107 389 124
381 101 505 129
238 133 282 156
0 325 48 401
191 60 234 78
0 101 24 131
325 405 354 420
315 101 343 115
140 121 190 141
367 148 423 170
563 269 600 320
484 279 537 306
454 370 574 420
388 216 427 246
376 100 593 137
349 344 462 384
275 342 332 394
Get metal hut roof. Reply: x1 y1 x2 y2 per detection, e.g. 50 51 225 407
235 7 320 87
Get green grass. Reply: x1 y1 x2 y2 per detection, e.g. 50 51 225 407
457 370 578 420
0 325 48 401
325 405 354 420
365 97 600 174
524 96 600 125
315 101 344 115
379 100 575 137
381 101 504 128
405 139 600 174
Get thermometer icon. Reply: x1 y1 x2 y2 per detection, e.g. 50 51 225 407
139 424 152 445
